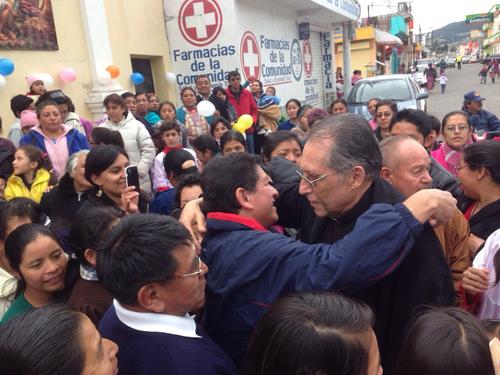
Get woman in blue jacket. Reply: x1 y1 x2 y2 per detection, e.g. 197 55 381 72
20 101 89 180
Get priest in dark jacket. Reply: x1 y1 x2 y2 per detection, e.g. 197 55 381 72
274 115 455 375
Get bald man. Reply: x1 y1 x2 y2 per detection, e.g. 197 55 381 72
380 135 470 302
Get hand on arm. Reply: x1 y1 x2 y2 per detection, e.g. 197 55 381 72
179 198 206 251
402 189 456 225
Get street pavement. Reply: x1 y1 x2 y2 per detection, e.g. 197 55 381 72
425 63 500 122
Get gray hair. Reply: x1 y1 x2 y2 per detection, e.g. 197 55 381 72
307 114 382 179
379 135 421 169
65 150 89 176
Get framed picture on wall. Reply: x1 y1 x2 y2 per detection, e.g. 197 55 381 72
0 0 58 50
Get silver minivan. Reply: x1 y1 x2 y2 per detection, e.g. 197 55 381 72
346 74 429 120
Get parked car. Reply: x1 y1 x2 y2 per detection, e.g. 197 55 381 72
346 74 429 120
481 54 500 64
462 55 471 64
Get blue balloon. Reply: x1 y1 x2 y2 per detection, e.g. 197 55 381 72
130 72 144 85
0 58 14 76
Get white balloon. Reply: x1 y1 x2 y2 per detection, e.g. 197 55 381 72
0 75 6 89
97 70 112 85
197 100 216 117
165 71 176 84
38 73 54 88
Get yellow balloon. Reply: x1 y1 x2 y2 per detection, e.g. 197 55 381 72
238 114 253 129
233 122 246 134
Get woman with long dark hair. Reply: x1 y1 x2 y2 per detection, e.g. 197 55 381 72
79 144 141 216
1 224 68 323
396 307 494 375
458 140 500 254
245 292 382 375
0 305 118 374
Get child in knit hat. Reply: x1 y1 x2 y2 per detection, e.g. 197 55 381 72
20 109 38 134
26 74 46 98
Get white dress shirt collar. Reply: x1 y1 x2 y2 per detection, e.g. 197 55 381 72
113 299 201 338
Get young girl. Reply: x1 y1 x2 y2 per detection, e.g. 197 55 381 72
25 74 46 99
210 117 230 145
479 64 489 84
4 145 52 203
220 130 247 155
438 72 448 94
278 99 301 131
158 101 189 147
1 224 68 323
152 121 196 193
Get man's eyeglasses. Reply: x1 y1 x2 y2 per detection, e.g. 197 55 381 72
444 124 469 133
296 169 336 189
165 255 202 280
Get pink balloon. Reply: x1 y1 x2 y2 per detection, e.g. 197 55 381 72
58 67 77 83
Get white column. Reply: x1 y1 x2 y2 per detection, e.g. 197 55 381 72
342 21 352 96
80 0 123 120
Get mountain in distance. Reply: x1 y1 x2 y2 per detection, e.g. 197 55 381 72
431 20 485 44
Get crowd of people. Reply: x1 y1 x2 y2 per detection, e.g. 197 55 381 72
0 71 500 375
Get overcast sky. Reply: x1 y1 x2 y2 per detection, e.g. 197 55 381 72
358 0 495 33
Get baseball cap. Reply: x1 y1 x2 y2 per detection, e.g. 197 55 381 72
464 91 485 102
259 95 280 109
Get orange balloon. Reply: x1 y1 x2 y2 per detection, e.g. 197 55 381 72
106 65 120 79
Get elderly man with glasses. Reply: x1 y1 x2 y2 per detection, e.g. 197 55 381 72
272 113 456 374
182 148 456 369
97 214 239 375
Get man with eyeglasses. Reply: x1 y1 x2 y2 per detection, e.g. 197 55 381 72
97 214 238 375
272 114 455 374
190 150 456 369
225 70 258 153
390 108 464 203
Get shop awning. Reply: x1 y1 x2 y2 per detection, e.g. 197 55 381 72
375 29 402 45
273 0 361 28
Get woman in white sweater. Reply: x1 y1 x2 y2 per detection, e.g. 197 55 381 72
99 94 155 198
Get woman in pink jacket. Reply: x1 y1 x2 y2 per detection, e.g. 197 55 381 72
431 111 474 176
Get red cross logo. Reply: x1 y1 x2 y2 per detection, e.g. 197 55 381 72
240 31 261 80
178 0 222 47
303 40 313 78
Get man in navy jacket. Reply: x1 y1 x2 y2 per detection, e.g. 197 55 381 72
198 149 456 368
97 214 238 375
462 90 500 132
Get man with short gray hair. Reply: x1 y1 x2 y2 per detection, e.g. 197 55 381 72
379 135 470 302
274 114 455 374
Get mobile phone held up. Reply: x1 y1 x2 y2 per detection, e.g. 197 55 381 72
125 165 140 193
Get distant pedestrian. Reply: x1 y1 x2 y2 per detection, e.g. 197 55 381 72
438 72 448 94
479 64 489 84
439 59 446 74
424 63 437 91
456 56 462 70
489 59 499 83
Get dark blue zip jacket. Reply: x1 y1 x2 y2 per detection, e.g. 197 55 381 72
201 204 422 366
463 107 500 132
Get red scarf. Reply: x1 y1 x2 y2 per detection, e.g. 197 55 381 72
162 144 182 154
